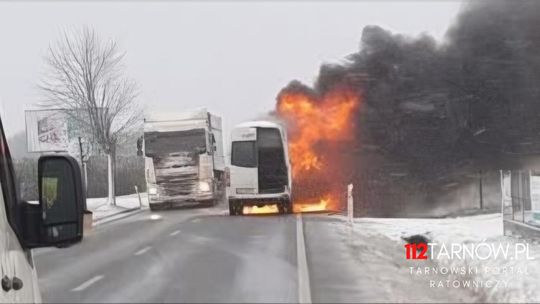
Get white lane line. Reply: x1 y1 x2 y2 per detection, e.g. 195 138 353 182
191 218 201 223
134 246 152 256
170 229 181 236
296 214 312 304
71 275 104 292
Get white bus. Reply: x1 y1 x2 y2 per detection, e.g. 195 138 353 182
227 121 292 215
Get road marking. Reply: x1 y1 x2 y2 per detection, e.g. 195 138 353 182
296 214 312 304
191 218 201 223
170 229 181 236
134 246 152 256
71 275 104 292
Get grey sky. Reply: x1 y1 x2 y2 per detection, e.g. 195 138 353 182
0 1 462 139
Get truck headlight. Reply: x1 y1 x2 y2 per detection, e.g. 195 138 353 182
198 181 211 192
149 187 157 195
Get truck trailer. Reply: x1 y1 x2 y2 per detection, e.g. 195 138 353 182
143 109 226 210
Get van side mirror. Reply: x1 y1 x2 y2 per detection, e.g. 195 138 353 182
22 155 84 248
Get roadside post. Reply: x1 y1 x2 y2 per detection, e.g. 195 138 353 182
347 183 354 226
134 185 143 209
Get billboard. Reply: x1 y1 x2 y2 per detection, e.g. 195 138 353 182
26 108 94 154
26 109 70 152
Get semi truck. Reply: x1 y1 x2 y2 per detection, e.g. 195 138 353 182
143 109 226 210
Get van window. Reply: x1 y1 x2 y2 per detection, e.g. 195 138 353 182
257 128 283 148
231 141 257 168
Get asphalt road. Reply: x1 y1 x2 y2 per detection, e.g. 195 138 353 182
34 207 300 303
33 207 483 303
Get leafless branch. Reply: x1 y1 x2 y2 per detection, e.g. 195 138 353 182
39 26 140 154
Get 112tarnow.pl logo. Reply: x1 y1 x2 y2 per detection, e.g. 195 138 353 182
405 242 534 260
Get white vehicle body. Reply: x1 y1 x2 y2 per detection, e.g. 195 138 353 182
0 195 42 303
144 108 225 209
1 111 85 303
227 121 292 215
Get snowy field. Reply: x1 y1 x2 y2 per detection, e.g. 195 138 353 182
328 213 540 302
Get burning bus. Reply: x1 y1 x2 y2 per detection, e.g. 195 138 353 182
228 121 292 215
143 109 226 210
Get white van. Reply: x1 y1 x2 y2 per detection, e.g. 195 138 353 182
0 116 85 303
228 121 292 215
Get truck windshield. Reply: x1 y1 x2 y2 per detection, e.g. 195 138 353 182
145 128 206 156
231 141 256 168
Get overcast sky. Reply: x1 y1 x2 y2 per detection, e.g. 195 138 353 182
0 0 462 139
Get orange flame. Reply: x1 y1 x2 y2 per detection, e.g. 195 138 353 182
293 199 329 213
243 204 279 215
277 85 360 213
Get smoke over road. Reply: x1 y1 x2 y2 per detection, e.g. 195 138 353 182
274 0 540 216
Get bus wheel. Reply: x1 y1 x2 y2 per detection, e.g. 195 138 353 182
286 200 293 214
229 201 242 216
228 201 236 215
278 204 286 215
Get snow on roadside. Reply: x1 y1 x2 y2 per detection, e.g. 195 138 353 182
87 192 149 221
332 213 540 302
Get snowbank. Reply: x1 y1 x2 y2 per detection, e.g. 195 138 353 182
87 192 149 221
334 213 540 302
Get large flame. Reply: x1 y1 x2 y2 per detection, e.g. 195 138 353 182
277 84 360 212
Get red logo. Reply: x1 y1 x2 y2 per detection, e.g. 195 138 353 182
405 243 428 260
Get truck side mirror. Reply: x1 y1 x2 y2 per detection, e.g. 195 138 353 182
22 155 84 248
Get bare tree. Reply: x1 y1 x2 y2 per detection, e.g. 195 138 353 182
39 27 140 205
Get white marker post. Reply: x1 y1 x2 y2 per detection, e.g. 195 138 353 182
347 184 354 226
134 185 143 209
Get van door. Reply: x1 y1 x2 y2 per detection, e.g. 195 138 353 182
230 127 258 194
0 184 13 303
0 122 39 303
257 128 288 194
0 190 37 302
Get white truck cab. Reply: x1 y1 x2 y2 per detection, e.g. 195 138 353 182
227 121 292 215
143 109 226 210
0 116 85 303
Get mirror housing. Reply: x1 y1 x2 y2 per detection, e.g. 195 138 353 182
22 155 84 249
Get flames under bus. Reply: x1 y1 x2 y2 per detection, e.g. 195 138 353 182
228 121 292 215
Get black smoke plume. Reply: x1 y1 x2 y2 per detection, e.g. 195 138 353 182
275 1 540 216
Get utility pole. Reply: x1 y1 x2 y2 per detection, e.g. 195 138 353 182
479 170 484 210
